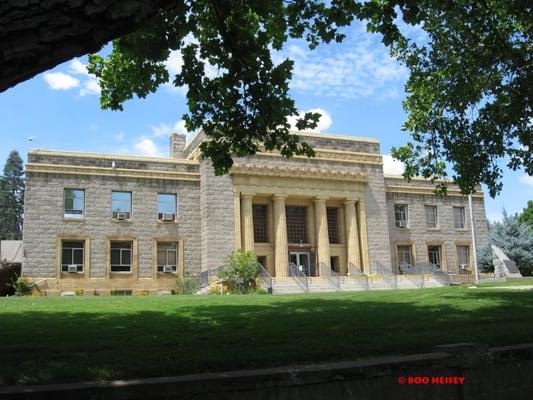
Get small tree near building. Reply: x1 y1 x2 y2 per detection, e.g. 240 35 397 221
0 151 25 240
478 210 533 276
218 250 260 294
517 200 533 231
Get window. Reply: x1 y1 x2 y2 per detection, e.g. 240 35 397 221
457 245 470 270
61 241 84 273
326 207 340 244
252 204 268 243
157 242 178 273
425 205 438 228
112 191 132 219
110 241 132 273
398 245 413 267
64 189 84 218
286 206 308 243
428 245 442 268
394 204 408 228
454 206 466 229
157 193 177 221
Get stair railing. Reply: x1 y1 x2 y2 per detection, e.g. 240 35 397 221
196 265 224 290
323 263 340 291
288 262 309 292
347 262 369 290
374 261 398 289
256 262 273 293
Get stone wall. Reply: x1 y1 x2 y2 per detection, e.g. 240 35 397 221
2 343 532 399
199 160 236 271
23 165 201 289
386 189 488 273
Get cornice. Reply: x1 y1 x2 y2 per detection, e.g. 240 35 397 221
230 163 368 182
29 149 199 166
26 163 200 182
256 149 383 165
385 184 484 198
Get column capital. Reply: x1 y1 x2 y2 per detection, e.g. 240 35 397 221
343 198 357 205
271 194 288 201
241 192 255 199
313 196 329 203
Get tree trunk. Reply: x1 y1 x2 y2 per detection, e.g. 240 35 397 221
0 0 179 92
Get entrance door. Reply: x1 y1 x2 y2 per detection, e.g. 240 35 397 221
290 252 311 276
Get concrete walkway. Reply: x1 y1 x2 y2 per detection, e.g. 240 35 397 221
469 285 533 290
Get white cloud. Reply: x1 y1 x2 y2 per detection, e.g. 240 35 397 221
520 174 533 187
287 108 332 132
43 72 80 90
151 120 188 137
383 154 405 175
277 26 408 101
69 58 89 76
80 78 101 96
134 138 161 157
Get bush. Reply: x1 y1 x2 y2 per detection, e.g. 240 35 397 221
11 276 37 296
175 273 198 294
218 250 259 294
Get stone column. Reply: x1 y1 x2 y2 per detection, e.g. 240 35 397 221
314 197 331 276
234 193 241 250
241 194 255 252
357 198 370 274
272 195 288 277
344 199 361 274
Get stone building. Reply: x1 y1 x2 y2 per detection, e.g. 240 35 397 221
22 131 488 294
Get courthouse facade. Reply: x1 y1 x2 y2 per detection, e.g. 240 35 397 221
22 131 488 294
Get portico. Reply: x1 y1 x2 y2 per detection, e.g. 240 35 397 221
231 163 370 277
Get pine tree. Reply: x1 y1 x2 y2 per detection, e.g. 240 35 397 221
0 150 25 240
517 201 533 231
478 209 533 276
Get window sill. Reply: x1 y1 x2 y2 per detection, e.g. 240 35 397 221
63 217 85 222
60 272 85 277
455 228 469 232
157 220 177 224
110 219 133 224
110 271 133 275
426 228 441 231
395 227 412 231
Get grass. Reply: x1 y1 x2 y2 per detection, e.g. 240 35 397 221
1 286 533 386
475 277 533 287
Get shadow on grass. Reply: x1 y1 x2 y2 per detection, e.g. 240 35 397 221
1 289 532 385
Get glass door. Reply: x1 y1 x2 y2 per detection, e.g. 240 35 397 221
289 252 311 276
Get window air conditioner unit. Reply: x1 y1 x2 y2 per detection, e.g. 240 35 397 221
117 212 128 220
163 265 174 273
460 264 469 270
398 221 407 228
68 264 78 273
161 213 175 221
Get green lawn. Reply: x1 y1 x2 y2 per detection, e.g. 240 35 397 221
1 286 533 386
475 277 533 287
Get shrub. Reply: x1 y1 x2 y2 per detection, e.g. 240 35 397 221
218 250 259 294
75 288 84 296
11 276 37 296
175 273 198 294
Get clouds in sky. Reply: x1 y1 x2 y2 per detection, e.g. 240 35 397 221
277 27 408 101
382 154 405 175
43 58 100 96
520 174 533 187
133 138 161 157
43 72 80 90
287 108 332 132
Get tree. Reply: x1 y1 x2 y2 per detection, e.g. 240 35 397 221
0 0 177 92
517 200 533 230
0 151 25 240
478 210 533 276
3 1 530 193
385 1 532 197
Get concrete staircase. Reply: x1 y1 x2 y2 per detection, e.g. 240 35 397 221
270 275 445 294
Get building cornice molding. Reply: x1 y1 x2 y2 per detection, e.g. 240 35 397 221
255 149 383 166
230 163 368 182
29 149 199 166
26 163 200 182
385 184 484 198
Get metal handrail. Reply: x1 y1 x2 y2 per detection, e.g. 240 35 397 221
256 262 273 293
323 263 340 291
374 261 398 289
346 262 369 290
288 262 308 292
196 265 223 289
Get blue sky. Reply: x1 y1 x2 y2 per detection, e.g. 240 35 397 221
0 23 531 222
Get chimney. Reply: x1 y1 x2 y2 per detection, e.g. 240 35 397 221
169 132 186 158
